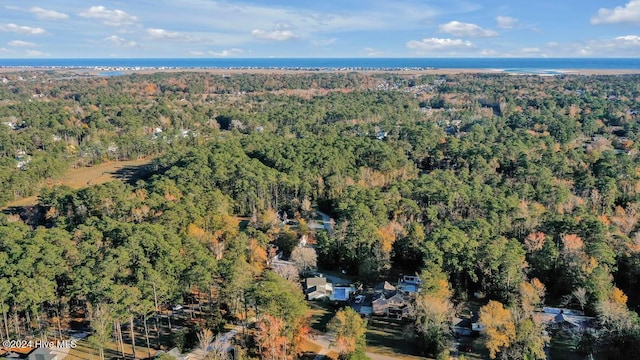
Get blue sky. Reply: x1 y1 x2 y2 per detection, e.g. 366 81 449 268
1 0 639 58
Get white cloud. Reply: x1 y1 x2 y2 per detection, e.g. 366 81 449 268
496 16 518 29
8 40 36 47
25 50 47 57
146 28 194 42
208 48 243 57
189 51 205 56
361 47 384 56
0 23 47 35
616 34 640 42
251 29 298 41
583 35 640 54
536 35 640 57
407 38 474 51
30 7 69 20
165 0 439 35
480 49 497 56
78 6 138 26
592 0 640 24
439 21 497 37
105 35 140 48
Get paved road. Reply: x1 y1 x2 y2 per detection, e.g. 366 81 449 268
316 210 334 235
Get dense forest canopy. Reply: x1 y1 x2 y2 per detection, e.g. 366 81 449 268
1 70 640 359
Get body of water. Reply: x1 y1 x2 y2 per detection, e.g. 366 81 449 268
0 58 639 71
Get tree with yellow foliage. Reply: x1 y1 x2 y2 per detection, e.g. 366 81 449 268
414 264 454 358
328 307 368 357
479 300 516 359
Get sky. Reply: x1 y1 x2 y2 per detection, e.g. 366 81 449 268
0 0 639 58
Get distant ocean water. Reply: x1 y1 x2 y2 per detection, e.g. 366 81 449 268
0 58 639 71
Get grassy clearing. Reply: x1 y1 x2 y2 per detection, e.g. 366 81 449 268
364 317 421 358
65 338 159 360
549 330 585 360
307 301 337 333
2 159 153 210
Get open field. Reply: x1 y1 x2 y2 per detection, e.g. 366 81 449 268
2 158 153 210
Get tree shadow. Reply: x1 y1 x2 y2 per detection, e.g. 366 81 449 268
109 164 154 185
365 317 421 357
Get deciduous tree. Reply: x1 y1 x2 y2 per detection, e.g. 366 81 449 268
327 307 368 357
479 300 516 359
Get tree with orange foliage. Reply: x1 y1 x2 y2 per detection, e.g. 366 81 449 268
609 286 628 306
518 278 545 318
524 232 546 252
255 314 287 360
562 233 584 253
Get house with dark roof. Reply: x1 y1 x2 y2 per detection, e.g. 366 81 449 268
372 292 389 316
351 294 374 316
374 281 396 292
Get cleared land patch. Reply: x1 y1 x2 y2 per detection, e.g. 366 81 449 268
2 158 153 210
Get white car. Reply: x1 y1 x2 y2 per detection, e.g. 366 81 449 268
172 304 183 311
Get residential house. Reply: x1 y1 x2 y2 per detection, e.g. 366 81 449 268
536 307 595 331
372 292 389 316
351 294 373 316
27 347 58 360
370 291 413 318
453 318 473 336
1 351 22 358
155 347 190 360
397 275 420 295
387 292 407 309
304 276 333 301
374 281 396 293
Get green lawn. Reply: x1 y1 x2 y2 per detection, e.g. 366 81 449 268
307 301 337 332
364 317 421 357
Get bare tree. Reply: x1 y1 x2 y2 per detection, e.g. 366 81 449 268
204 334 231 360
290 247 317 274
573 287 588 311
198 328 215 353
272 264 300 285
